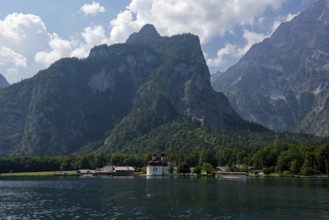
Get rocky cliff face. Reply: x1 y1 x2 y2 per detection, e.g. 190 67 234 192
211 0 329 136
297 85 329 136
0 74 9 88
0 24 255 155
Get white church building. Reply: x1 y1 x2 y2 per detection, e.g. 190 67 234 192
146 153 168 176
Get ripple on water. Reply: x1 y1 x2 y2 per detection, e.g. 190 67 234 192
0 177 328 219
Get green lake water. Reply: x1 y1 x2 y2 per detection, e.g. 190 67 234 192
0 176 328 219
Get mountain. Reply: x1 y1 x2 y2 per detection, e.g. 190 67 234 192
0 74 9 88
211 0 329 136
0 24 260 156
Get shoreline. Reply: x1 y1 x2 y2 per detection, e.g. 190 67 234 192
0 171 328 178
0 171 77 177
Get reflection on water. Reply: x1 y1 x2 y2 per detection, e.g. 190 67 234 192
0 176 328 219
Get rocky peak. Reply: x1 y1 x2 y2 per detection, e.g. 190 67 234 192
211 0 329 136
126 24 161 45
139 24 159 36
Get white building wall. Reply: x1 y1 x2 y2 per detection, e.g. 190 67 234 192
146 165 168 176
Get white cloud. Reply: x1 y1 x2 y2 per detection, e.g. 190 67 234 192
35 25 109 68
107 0 292 70
70 47 89 58
237 30 267 56
109 10 140 44
80 1 106 16
0 47 27 68
108 0 285 44
207 44 238 67
207 30 267 68
0 13 47 41
0 13 50 83
35 33 73 67
207 11 298 69
0 2 300 83
71 25 108 58
82 25 106 46
0 46 27 83
0 12 110 83
272 13 299 33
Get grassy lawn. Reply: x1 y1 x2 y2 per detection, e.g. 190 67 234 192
0 170 77 177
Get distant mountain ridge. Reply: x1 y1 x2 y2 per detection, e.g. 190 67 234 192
0 24 261 156
0 74 9 88
211 0 329 136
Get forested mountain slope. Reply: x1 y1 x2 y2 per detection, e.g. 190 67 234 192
0 24 262 155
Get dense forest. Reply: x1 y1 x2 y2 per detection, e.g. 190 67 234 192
1 136 328 176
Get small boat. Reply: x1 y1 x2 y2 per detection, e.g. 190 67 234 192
216 171 248 179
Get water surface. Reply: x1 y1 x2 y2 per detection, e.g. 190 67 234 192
0 176 328 219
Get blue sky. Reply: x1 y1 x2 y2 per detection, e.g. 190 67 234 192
0 0 315 83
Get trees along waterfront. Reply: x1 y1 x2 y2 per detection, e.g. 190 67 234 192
0 142 328 176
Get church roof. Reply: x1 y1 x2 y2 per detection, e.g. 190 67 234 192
147 160 168 166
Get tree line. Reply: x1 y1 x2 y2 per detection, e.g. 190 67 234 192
0 142 328 176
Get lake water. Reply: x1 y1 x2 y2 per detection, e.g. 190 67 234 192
0 176 328 219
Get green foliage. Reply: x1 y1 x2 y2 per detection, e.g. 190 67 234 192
168 164 175 174
109 154 126 166
289 159 300 174
252 146 279 169
263 166 275 175
193 165 202 175
0 142 328 176
136 167 146 174
315 144 329 175
201 162 214 175
199 149 217 167
300 166 317 176
177 162 190 175
0 153 150 173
